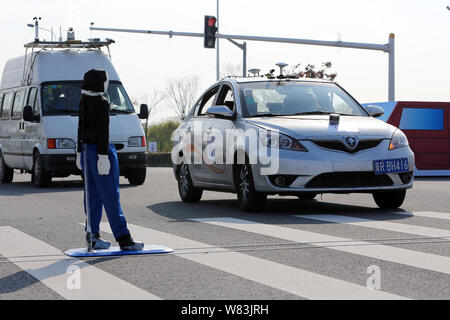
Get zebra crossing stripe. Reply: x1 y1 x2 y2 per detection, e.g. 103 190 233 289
0 226 160 300
99 222 406 300
394 211 450 221
294 214 450 238
193 217 450 276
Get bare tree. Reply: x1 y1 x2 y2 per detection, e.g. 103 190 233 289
220 62 242 78
131 91 166 114
272 62 337 81
297 62 337 80
165 76 199 120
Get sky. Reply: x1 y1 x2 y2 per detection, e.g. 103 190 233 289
1 0 450 123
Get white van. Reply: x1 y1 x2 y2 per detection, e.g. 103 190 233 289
0 39 149 187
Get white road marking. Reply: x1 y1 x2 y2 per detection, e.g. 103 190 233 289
99 222 406 300
0 226 160 300
294 214 450 238
394 211 450 221
193 217 450 276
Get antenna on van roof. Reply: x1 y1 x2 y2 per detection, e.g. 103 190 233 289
27 17 41 41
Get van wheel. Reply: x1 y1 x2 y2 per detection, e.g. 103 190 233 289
235 162 267 212
178 163 203 202
127 168 146 185
0 152 14 183
32 152 52 187
373 190 406 209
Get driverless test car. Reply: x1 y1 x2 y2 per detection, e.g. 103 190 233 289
172 73 414 212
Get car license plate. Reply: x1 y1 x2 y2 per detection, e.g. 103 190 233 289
373 158 409 175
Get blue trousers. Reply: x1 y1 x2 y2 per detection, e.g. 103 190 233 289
81 144 130 240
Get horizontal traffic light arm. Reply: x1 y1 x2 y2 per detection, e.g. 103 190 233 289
90 26 389 52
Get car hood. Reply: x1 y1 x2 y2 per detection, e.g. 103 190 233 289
245 115 397 140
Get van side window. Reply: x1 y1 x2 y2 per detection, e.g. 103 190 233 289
11 90 25 119
0 93 3 117
27 87 38 115
1 92 13 120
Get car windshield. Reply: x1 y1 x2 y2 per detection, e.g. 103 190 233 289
41 81 135 115
239 81 368 117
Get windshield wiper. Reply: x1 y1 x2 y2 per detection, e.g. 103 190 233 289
110 108 132 114
248 113 283 118
290 111 359 116
45 110 78 115
289 111 334 116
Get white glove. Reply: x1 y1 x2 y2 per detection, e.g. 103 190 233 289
97 155 110 175
76 153 82 170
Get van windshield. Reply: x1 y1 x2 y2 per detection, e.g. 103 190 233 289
41 81 135 115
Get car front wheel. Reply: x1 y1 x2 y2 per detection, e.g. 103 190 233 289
297 193 317 200
373 190 406 209
235 163 267 212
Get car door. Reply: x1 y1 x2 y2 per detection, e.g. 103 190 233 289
201 83 237 186
9 90 26 169
394 104 449 171
185 85 219 183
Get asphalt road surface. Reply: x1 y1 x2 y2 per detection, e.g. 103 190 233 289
1 168 450 300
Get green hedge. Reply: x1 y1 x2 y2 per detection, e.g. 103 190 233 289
146 152 173 167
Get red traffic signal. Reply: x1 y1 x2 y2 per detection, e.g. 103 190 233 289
204 15 217 49
207 17 216 27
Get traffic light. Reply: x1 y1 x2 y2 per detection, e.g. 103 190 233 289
204 15 217 49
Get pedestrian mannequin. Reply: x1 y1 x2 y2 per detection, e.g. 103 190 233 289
76 69 144 251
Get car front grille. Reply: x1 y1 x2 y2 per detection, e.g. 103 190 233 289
305 171 393 189
311 139 382 153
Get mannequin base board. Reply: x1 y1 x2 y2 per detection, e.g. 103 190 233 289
64 245 174 257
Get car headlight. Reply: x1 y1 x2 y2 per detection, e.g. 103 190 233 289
128 136 145 147
260 131 308 152
47 138 76 149
389 130 409 150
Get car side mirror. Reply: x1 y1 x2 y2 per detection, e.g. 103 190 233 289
138 104 149 119
206 105 235 119
366 105 385 118
23 105 39 122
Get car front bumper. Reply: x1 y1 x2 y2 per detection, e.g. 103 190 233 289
251 140 415 194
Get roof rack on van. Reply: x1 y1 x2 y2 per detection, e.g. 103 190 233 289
24 39 115 50
20 39 115 86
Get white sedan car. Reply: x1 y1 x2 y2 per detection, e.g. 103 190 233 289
172 77 414 212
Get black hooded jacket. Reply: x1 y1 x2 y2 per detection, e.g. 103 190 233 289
77 69 110 155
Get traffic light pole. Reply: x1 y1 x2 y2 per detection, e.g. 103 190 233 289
216 0 220 81
227 39 247 77
90 25 395 101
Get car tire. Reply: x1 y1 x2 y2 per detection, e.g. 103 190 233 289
0 151 14 183
373 190 406 209
297 193 317 200
32 151 52 187
127 168 146 185
235 162 267 212
178 163 203 203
